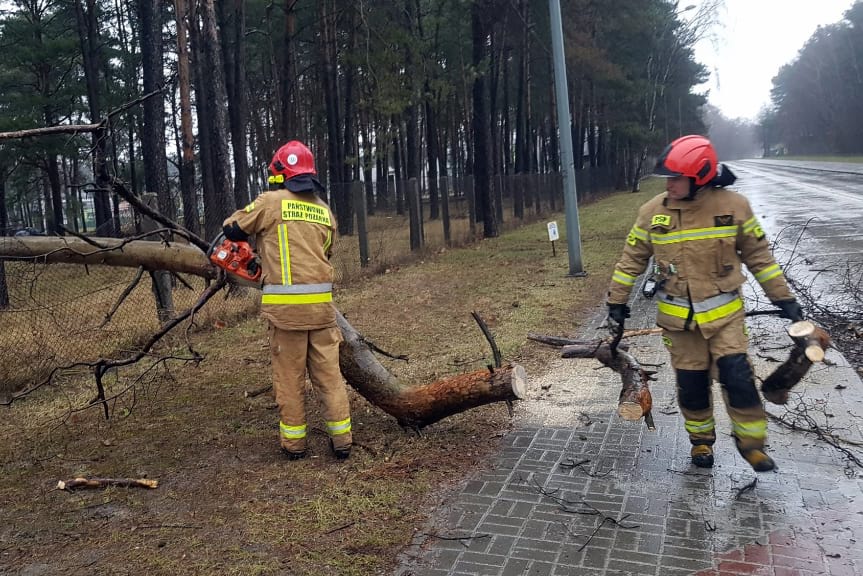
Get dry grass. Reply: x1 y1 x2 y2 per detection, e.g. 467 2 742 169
0 181 661 575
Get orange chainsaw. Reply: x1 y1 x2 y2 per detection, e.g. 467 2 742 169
208 233 262 283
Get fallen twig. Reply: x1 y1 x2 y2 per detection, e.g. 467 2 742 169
472 311 501 368
244 384 272 398
57 477 158 490
734 478 758 499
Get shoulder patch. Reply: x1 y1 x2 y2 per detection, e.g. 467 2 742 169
651 214 671 227
714 215 733 226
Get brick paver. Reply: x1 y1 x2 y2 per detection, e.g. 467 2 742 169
396 291 863 576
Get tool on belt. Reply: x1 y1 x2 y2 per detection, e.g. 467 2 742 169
207 232 262 283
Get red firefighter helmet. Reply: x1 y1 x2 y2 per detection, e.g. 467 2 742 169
269 140 317 181
654 135 718 186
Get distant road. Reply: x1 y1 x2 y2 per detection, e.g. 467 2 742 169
726 159 863 307
738 158 863 176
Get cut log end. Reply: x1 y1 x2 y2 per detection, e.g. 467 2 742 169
787 320 815 339
510 364 527 399
618 402 644 421
804 344 825 363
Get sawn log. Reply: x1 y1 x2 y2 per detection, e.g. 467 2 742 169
761 320 832 405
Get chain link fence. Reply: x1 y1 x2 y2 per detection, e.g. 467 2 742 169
0 169 615 399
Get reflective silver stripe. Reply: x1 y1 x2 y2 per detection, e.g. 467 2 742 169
262 283 333 294
656 290 739 312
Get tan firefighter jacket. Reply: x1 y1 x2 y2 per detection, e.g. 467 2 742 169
223 189 337 331
608 187 794 338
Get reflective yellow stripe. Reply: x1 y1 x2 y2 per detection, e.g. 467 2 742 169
685 417 715 434
630 226 648 241
323 229 333 254
243 201 255 213
281 199 332 226
278 223 291 285
754 264 783 283
327 417 351 436
693 297 743 324
626 226 648 246
657 299 690 319
280 422 307 439
262 293 333 305
651 226 737 245
612 269 636 287
743 216 765 239
732 419 767 439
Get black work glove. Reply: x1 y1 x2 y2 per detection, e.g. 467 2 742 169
607 303 631 328
774 299 804 322
223 221 249 242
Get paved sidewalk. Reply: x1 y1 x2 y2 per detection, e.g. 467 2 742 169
396 292 863 576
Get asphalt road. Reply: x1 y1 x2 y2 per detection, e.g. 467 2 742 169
728 159 863 312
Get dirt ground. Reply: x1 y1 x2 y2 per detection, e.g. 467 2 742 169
3 179 858 576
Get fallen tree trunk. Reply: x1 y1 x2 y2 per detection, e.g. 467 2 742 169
0 236 216 280
339 311 526 429
0 236 526 427
528 332 656 430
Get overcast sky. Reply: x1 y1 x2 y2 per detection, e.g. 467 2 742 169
689 0 857 120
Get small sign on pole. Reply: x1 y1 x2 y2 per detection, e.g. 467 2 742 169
547 221 559 256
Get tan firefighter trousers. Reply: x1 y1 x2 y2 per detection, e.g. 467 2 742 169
269 323 352 452
662 314 768 452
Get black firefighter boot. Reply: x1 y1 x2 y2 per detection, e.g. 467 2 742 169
736 440 775 472
281 447 308 461
690 444 714 468
329 438 351 460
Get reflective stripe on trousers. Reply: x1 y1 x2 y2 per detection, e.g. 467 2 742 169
685 416 715 435
327 417 352 436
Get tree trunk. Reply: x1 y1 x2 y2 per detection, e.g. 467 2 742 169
425 89 440 221
137 0 175 220
74 0 113 234
0 236 216 279
280 0 300 140
471 2 497 238
0 171 9 308
319 0 346 232
189 3 218 238
174 0 200 235
338 310 525 429
217 0 249 208
0 237 527 427
195 0 235 236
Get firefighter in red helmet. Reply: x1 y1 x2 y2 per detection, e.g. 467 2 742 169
222 140 352 460
607 135 803 472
